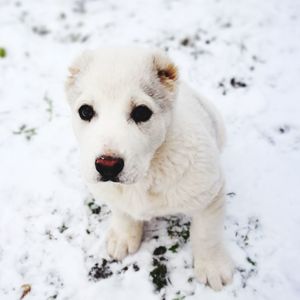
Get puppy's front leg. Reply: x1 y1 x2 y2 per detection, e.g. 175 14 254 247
106 208 143 260
191 191 234 291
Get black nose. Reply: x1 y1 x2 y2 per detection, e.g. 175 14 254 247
95 156 124 181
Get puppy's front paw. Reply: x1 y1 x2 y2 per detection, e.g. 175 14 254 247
194 248 234 291
106 225 143 261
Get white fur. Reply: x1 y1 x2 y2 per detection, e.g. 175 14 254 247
66 47 234 291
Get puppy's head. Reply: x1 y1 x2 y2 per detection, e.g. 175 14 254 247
65 47 178 184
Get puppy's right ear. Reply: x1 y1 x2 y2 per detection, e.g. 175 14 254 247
153 51 178 93
65 50 93 103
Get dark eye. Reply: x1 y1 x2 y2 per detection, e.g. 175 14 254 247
78 104 95 121
131 105 153 123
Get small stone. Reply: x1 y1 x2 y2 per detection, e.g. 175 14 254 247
230 77 247 88
180 38 190 46
153 246 167 256
133 263 140 272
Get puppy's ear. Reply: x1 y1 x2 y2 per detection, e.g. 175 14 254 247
65 50 93 103
153 51 178 92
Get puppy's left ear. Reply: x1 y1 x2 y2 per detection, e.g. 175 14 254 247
65 50 93 103
153 51 178 93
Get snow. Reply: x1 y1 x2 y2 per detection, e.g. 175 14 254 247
1 0 300 299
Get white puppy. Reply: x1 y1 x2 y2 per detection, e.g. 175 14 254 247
65 47 234 291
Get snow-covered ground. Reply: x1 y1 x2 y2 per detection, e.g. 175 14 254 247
1 0 300 299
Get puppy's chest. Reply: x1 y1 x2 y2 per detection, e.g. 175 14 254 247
96 181 175 220
113 186 170 220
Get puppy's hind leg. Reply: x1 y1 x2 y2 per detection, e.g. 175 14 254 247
106 208 144 260
190 190 234 291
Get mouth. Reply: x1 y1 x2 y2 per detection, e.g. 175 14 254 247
99 176 120 183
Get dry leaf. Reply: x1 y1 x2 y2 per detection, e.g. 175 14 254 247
20 284 31 299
